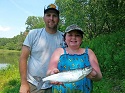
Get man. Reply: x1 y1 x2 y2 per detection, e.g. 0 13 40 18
19 4 64 93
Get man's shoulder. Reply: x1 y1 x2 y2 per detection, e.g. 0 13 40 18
28 28 45 36
30 28 44 32
57 30 64 35
58 30 64 33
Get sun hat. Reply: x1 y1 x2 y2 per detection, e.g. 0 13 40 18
65 24 83 34
44 4 59 15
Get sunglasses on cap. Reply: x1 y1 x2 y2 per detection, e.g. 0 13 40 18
44 4 59 14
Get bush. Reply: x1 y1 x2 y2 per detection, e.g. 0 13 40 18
81 30 125 92
82 30 125 79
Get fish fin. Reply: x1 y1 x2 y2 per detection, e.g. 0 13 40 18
33 76 44 91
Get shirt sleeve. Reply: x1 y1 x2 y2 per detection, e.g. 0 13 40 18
23 29 38 50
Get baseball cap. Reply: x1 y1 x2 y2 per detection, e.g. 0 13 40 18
65 24 83 34
44 4 59 15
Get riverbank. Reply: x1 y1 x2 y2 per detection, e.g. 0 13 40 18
0 49 20 92
0 49 20 68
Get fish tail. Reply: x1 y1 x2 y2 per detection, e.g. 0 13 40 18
36 80 44 91
33 76 44 91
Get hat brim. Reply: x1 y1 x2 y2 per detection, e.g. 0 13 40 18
66 29 84 34
44 8 59 15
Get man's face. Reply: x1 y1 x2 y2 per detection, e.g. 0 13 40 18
43 10 59 29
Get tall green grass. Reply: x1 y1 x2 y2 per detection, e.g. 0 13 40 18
0 65 20 93
0 50 20 93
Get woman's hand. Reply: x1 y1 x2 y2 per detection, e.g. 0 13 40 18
87 68 97 79
87 68 102 81
49 68 63 85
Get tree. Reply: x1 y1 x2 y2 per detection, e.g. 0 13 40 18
25 16 45 32
55 0 125 39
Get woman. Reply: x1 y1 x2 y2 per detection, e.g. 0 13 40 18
47 24 102 93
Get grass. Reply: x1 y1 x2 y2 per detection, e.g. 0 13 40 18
93 78 125 93
0 65 20 93
0 49 20 53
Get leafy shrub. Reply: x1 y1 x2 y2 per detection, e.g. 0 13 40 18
81 30 125 92
82 30 125 79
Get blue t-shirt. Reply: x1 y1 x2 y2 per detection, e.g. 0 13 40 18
52 48 93 93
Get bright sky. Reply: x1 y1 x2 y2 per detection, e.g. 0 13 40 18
0 0 55 38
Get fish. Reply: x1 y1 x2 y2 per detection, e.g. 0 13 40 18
34 66 92 90
43 66 92 83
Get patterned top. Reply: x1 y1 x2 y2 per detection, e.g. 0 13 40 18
52 48 93 93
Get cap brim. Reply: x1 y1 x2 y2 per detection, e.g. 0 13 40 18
66 29 84 34
44 8 59 14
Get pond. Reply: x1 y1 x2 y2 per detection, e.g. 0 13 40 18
0 63 9 69
0 50 20 69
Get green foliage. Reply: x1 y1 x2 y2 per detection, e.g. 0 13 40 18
92 78 125 93
81 30 125 92
25 16 45 31
0 33 26 51
1 79 20 93
82 30 125 79
56 0 125 39
0 64 20 93
105 0 125 30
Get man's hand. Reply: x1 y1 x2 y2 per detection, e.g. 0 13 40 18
19 82 30 93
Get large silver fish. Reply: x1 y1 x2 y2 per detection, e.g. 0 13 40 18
34 66 92 90
43 66 92 83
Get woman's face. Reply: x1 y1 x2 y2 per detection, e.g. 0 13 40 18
65 30 83 47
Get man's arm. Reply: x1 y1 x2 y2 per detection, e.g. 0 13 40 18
19 45 30 93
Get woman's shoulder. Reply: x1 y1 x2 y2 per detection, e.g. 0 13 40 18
87 48 96 56
54 48 64 54
82 48 94 55
55 47 64 51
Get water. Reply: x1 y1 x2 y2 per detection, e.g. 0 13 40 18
0 50 20 69
0 63 8 69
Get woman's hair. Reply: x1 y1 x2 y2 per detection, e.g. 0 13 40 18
63 33 67 47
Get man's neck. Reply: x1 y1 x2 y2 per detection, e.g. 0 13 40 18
45 27 57 34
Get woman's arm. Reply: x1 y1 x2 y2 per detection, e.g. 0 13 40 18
47 48 64 85
47 48 63 76
87 49 102 81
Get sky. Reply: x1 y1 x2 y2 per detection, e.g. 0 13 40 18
0 0 55 38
